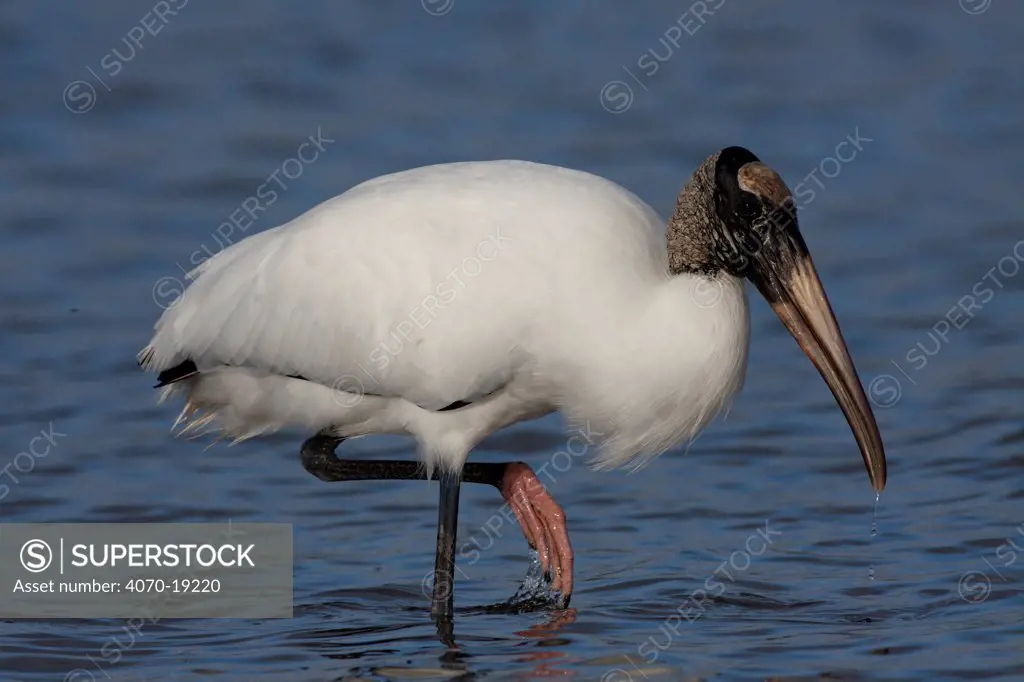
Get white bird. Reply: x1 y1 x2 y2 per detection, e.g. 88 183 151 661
139 147 887 619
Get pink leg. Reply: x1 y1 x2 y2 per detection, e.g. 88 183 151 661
500 462 574 603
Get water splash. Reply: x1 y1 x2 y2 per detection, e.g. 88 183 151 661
501 550 564 612
513 550 547 596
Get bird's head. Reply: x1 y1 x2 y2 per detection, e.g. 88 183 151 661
669 146 887 493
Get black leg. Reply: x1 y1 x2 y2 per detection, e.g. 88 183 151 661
431 470 461 619
298 433 509 620
299 433 508 486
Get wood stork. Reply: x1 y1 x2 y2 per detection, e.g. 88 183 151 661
139 146 887 620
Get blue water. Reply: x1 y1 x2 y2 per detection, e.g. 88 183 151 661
2 1 1023 679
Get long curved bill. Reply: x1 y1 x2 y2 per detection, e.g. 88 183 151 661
750 231 887 492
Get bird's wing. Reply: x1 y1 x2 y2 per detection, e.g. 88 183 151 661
141 202 516 411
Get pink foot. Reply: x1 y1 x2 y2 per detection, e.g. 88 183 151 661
500 462 574 603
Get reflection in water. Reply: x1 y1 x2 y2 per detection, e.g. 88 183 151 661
513 609 579 679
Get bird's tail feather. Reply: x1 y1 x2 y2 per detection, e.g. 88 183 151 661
158 367 396 444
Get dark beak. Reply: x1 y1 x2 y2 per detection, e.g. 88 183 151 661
747 216 887 492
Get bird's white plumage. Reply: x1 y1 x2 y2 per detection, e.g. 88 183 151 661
142 160 750 473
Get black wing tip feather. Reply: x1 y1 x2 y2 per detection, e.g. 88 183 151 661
155 359 199 388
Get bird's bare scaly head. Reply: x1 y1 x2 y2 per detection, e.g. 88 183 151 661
668 147 795 279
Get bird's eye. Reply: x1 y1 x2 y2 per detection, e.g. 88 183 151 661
738 194 761 218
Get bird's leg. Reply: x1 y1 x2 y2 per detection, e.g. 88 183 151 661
432 470 460 619
299 434 508 484
298 435 574 609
